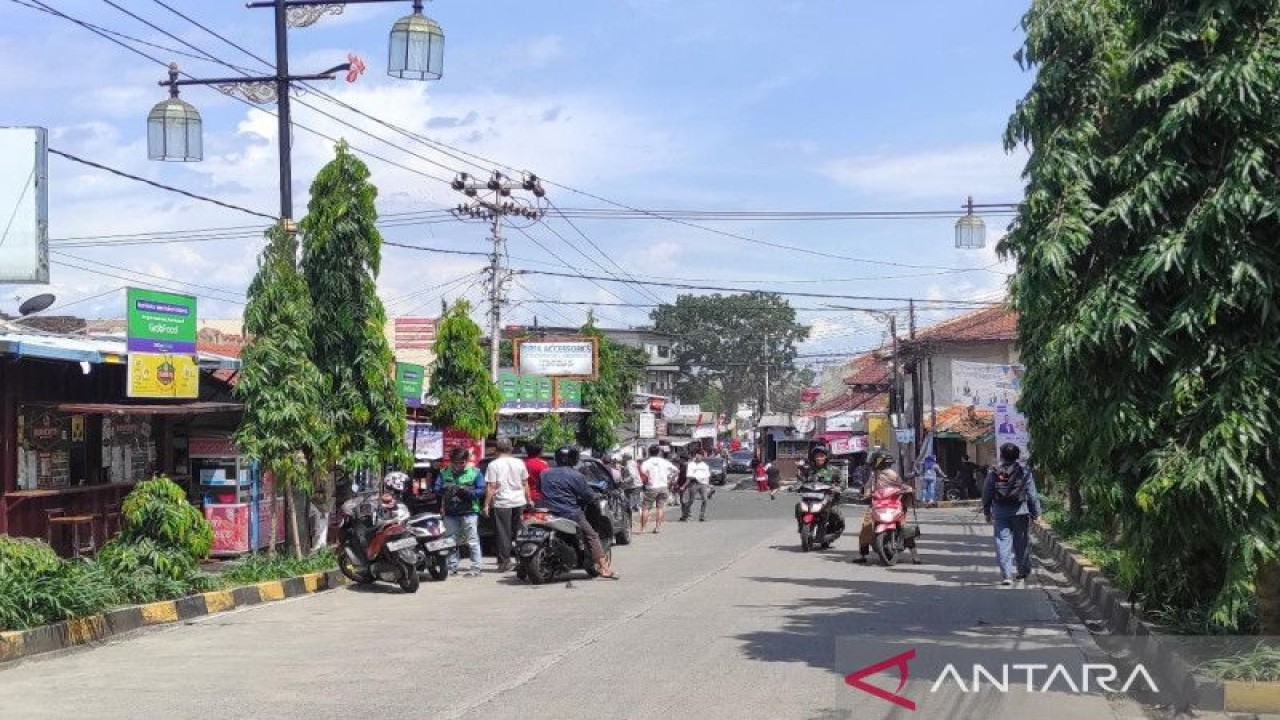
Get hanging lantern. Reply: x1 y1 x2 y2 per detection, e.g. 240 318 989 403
954 212 986 249
147 64 202 162
388 1 445 81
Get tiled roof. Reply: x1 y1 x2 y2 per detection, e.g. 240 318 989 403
843 350 891 387
198 342 244 358
925 404 994 442
912 306 1017 344
804 390 887 415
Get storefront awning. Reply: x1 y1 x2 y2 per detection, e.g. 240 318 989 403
0 332 240 370
30 402 243 415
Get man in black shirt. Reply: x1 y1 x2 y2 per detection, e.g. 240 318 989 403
539 447 619 579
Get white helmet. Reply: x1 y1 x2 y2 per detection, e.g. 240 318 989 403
383 471 409 494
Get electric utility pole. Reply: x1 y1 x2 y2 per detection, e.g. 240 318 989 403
452 170 547 382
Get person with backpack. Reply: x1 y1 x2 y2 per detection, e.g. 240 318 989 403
982 443 1042 586
434 446 488 577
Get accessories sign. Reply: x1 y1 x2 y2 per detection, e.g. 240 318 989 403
514 338 598 378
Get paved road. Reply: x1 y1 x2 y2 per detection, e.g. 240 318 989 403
0 484 1153 720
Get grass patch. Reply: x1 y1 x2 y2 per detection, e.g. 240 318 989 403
1202 642 1280 682
1040 497 1127 588
215 549 336 587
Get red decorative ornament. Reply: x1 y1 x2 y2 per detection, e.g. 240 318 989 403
345 53 367 83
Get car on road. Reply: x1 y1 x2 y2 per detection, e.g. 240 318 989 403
707 457 728 485
726 450 755 474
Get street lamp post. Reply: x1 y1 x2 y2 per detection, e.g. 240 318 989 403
148 0 445 227
955 196 1019 250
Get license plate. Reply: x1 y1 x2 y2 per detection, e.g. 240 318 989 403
425 538 455 552
386 538 416 552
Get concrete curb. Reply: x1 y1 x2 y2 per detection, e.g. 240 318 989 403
1033 523 1280 713
0 569 347 665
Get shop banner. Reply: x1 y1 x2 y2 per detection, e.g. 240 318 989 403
126 287 197 354
515 339 598 378
828 435 869 456
995 403 1031 460
867 415 891 450
395 362 425 408
558 379 583 409
638 412 657 439
443 429 484 464
952 361 1024 411
127 353 199 399
825 412 864 433
404 422 444 459
206 504 250 555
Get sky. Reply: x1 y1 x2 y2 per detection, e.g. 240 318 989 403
0 0 1035 364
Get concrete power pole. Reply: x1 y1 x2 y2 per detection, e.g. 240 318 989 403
451 170 547 382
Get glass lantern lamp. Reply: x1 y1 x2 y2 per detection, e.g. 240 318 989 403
147 64 202 162
954 199 986 249
388 1 445 81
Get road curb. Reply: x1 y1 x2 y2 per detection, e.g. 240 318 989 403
1033 523 1280 713
0 569 349 666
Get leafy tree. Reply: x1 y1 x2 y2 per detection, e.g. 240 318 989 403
578 314 623 453
535 413 577 450
300 142 408 474
430 299 501 438
651 292 809 418
1004 0 1280 632
236 225 331 556
612 342 649 405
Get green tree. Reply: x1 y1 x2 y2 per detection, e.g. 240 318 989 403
300 142 408 475
430 299 501 438
578 315 623 453
651 292 809 418
236 225 331 556
535 413 577 450
1004 0 1280 632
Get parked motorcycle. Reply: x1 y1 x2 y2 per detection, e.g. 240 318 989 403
796 481 845 552
514 504 613 584
406 511 455 581
587 473 632 546
337 493 422 593
869 485 917 566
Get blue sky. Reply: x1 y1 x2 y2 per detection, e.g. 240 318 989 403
0 0 1033 361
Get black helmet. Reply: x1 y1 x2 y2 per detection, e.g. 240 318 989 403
809 445 830 462
554 446 580 467
868 450 894 471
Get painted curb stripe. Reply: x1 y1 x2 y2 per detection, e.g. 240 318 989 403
0 632 24 662
256 581 286 602
202 591 235 614
302 572 323 593
65 616 107 645
139 601 179 626
1224 681 1280 713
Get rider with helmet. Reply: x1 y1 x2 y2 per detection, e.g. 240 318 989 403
852 449 920 564
793 446 843 532
538 446 620 580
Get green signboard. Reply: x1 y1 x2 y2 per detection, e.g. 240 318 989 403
396 362 425 408
499 371 520 405
558 379 583 409
126 288 198 354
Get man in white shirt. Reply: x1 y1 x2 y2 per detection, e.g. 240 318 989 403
482 439 531 573
638 445 676 534
684 449 715 522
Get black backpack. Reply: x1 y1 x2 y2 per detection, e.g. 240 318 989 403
992 462 1027 503
441 476 476 515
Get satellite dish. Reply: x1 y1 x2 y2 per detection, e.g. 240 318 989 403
794 416 816 434
661 402 682 420
18 293 56 316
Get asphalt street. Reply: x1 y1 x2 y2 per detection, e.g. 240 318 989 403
0 479 1157 720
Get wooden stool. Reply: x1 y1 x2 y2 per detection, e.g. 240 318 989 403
101 503 123 539
47 510 96 558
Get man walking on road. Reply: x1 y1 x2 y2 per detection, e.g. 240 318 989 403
639 445 675 534
482 439 531 573
684 449 714 521
982 443 1042 586
435 447 487 577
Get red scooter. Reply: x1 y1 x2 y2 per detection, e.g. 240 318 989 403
869 485 916 566
337 493 422 593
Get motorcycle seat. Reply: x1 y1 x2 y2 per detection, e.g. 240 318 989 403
532 517 581 535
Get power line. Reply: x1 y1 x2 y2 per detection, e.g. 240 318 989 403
51 258 246 307
543 199 665 305
48 148 277 220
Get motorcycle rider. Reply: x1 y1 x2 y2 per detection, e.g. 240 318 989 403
852 450 921 565
539 446 620 580
794 446 842 532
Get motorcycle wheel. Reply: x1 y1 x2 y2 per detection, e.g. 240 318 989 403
615 514 632 546
874 530 901 567
427 554 448 582
800 523 814 552
397 561 421 593
338 547 374 584
524 547 557 585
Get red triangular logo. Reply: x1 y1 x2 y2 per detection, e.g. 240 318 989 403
844 648 917 711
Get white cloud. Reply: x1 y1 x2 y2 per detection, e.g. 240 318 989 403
822 145 1028 202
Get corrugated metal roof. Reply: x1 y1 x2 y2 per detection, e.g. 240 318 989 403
0 330 240 369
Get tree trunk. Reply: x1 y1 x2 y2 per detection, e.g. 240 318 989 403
286 490 304 560
1067 476 1083 522
1257 559 1280 635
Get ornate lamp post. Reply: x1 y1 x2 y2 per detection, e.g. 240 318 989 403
955 196 1019 250
148 0 445 229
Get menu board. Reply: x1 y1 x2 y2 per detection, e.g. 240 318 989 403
18 408 72 489
103 414 154 484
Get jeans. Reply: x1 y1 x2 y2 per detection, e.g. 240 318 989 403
491 506 523 567
686 483 713 519
444 513 482 573
993 514 1031 579
921 476 937 504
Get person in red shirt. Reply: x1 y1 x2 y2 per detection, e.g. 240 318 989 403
523 442 549 505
